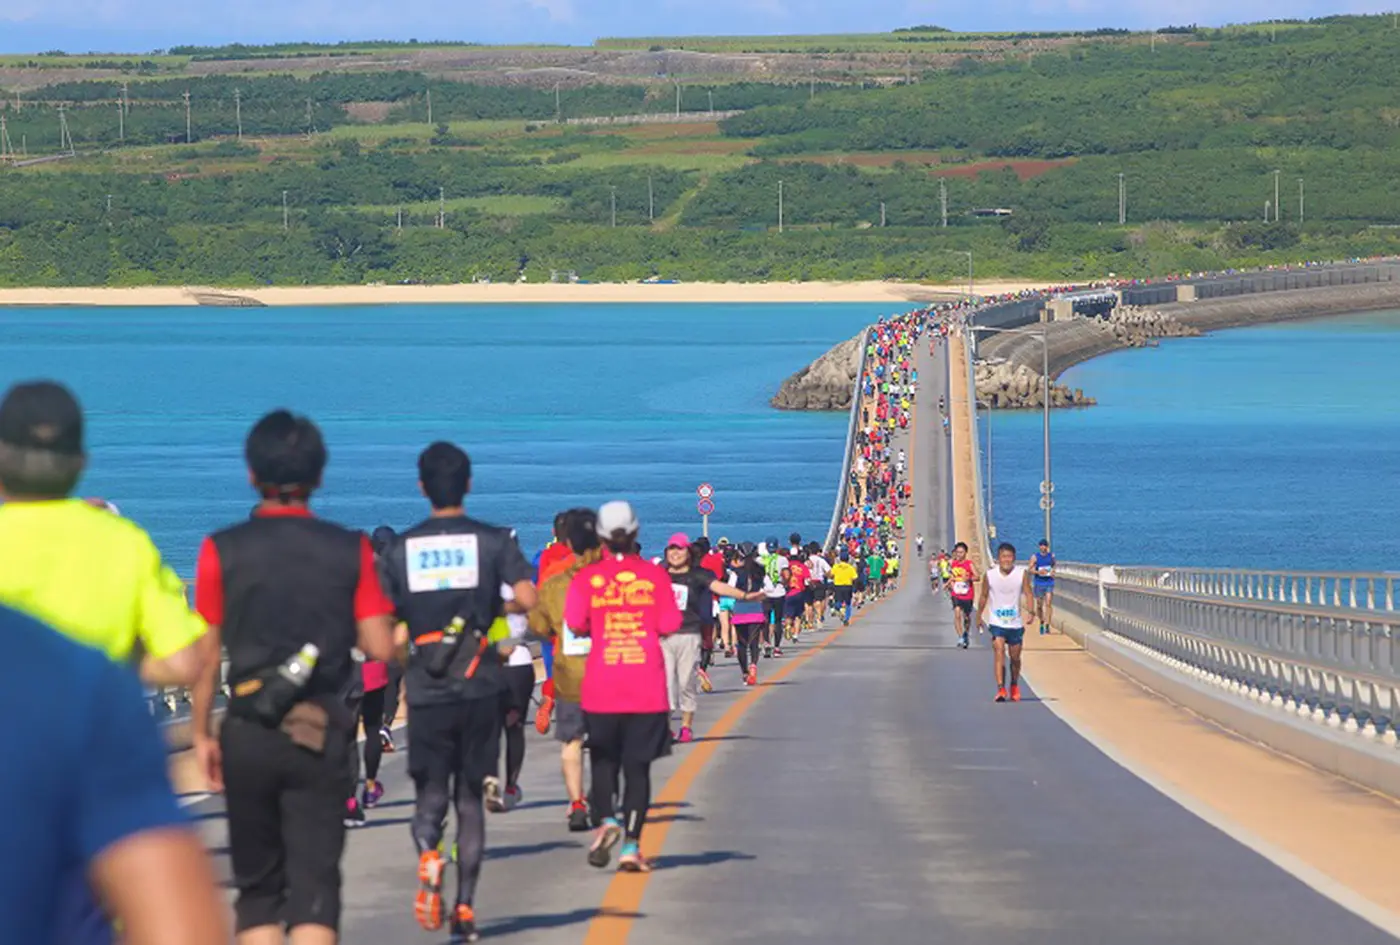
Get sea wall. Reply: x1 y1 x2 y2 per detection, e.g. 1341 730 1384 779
1155 280 1400 331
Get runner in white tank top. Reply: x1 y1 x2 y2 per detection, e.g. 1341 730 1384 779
978 542 1033 703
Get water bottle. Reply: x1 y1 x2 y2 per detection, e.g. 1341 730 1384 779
248 643 320 724
279 644 320 686
425 618 466 678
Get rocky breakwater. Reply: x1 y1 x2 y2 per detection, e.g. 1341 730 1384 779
976 307 1199 409
771 332 864 410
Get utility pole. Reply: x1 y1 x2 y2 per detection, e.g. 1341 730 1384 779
778 179 784 233
57 104 74 155
183 90 191 144
282 190 289 231
647 174 654 223
674 81 681 117
1265 199 1271 222
610 186 617 227
106 194 112 214
939 178 948 228
397 206 403 233
1273 169 1281 221
708 90 714 115
117 100 124 142
438 187 445 228
1151 32 1157 52
1298 177 1304 224
426 88 432 126
554 82 561 123
0 116 11 163
1118 172 1126 225
121 80 128 115
234 88 242 141
809 75 815 100
880 201 886 227
305 98 314 137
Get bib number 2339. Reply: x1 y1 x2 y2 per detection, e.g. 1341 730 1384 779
405 534 480 592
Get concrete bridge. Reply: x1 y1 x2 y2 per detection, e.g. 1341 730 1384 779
163 292 1400 944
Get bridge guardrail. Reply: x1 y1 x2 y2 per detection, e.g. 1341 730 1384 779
1093 564 1400 613
1053 564 1400 743
824 326 872 553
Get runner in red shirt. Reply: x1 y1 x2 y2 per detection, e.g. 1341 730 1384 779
947 541 979 650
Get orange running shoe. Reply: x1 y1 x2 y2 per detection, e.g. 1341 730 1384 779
414 849 445 931
1010 684 1022 702
746 664 758 687
995 687 1008 703
535 693 554 735
450 904 480 943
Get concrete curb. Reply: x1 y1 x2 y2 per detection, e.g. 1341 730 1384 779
1055 611 1400 801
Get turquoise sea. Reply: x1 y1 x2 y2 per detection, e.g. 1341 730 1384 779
981 310 1400 572
0 303 890 575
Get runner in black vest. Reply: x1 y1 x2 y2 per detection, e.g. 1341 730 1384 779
190 409 397 945
378 442 536 944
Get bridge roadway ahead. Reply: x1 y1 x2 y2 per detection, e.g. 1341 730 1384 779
186 334 1397 944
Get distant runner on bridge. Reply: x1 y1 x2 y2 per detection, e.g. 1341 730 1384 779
1030 539 1057 635
978 542 1034 702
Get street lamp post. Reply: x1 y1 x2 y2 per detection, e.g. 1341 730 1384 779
946 249 974 299
969 321 1053 547
975 399 994 537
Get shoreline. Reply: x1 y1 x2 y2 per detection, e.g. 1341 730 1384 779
0 280 1049 308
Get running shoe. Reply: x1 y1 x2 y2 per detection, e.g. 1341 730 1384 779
503 784 523 811
362 778 384 810
995 687 1008 703
724 646 735 659
1010 684 1022 703
344 797 366 828
414 849 446 931
567 800 591 833
763 646 773 659
449 904 480 944
588 817 623 869
380 727 396 753
677 726 694 744
745 665 758 687
773 646 784 658
1040 623 1048 636
535 694 554 735
483 776 506 814
697 668 714 693
618 840 652 873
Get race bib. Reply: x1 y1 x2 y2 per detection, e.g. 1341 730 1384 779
673 584 690 611
994 606 1018 623
405 534 480 592
953 581 970 595
560 621 591 657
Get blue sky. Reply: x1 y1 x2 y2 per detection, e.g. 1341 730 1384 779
0 0 1391 53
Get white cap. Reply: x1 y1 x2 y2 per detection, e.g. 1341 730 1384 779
596 500 639 538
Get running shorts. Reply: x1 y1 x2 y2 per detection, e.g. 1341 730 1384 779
555 699 586 744
813 583 829 601
763 596 786 625
718 597 736 613
407 696 503 791
988 625 1026 646
584 710 672 766
1033 583 1054 598
783 592 809 620
952 597 974 615
834 586 854 606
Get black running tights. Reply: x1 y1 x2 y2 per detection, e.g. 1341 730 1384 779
413 775 486 908
504 720 525 791
360 687 386 782
735 622 762 674
590 754 651 842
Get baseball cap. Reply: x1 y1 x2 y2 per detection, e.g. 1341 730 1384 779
1039 539 1050 547
596 500 639 538
666 532 690 549
0 381 84 456
717 536 731 546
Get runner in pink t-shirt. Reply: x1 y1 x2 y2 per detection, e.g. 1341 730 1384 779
562 500 681 874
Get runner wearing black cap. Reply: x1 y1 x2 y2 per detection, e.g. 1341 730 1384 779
378 442 537 943
190 409 397 945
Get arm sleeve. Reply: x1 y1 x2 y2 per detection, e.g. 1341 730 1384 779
354 535 395 620
193 537 223 626
78 663 186 864
563 573 591 637
139 534 208 660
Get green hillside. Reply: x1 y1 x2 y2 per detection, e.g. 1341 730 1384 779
4 16 1400 287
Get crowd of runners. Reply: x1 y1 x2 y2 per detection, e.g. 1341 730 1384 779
0 288 1078 945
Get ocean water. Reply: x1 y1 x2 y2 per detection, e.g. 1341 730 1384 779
981 310 1400 571
0 303 891 576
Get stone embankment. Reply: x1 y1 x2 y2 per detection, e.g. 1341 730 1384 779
1156 280 1400 331
771 331 864 410
977 307 1199 409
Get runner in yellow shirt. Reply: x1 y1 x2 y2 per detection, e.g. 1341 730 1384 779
830 551 858 625
0 381 206 684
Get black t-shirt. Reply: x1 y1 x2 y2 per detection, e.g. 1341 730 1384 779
668 568 713 634
381 514 533 706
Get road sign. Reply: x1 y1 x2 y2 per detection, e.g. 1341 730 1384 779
1039 481 1055 495
1039 496 1055 511
697 498 715 516
697 483 714 500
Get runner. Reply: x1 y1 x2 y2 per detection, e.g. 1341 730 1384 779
938 550 953 591
371 525 403 753
494 582 535 812
527 508 602 833
804 542 831 628
534 513 575 735
1030 539 1057 635
663 533 763 742
727 543 769 686
915 533 924 557
781 546 811 644
346 653 391 825
564 501 683 873
830 549 858 625
759 540 788 658
378 442 537 943
864 546 886 601
977 542 1034 703
946 542 978 649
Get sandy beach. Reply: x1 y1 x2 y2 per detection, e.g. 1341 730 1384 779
0 280 1048 308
